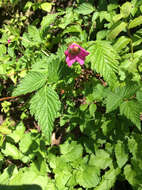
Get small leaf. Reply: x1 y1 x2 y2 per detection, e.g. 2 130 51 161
108 22 127 40
2 143 22 160
0 44 6 56
128 16 142 29
76 3 95 15
113 36 130 52
120 100 141 130
89 103 97 117
40 2 52 12
115 140 128 168
12 72 47 96
120 2 132 18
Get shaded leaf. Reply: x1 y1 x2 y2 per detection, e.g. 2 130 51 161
120 100 141 130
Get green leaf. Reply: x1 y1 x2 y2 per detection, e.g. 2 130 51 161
108 22 127 40
30 86 61 142
0 44 6 56
19 133 33 153
41 14 57 28
120 100 141 130
89 103 97 117
2 142 22 160
113 36 130 52
40 2 52 12
8 122 25 143
128 16 142 29
106 91 123 113
94 168 120 190
9 167 49 190
89 150 112 170
76 3 95 15
76 165 100 188
12 72 47 96
115 140 128 168
0 165 17 184
87 41 119 86
106 84 139 113
124 164 137 186
60 141 83 162
120 2 132 18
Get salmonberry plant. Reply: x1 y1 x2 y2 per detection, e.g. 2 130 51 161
0 0 142 190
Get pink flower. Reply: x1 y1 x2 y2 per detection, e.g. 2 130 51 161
64 43 90 67
8 39 11 44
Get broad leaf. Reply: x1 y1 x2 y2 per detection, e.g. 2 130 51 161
30 86 61 142
106 84 139 113
120 100 141 130
76 164 100 188
12 72 47 96
94 168 120 190
115 140 128 168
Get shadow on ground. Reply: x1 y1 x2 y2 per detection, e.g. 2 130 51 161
0 184 42 190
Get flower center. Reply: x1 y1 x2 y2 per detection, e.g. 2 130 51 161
69 45 80 55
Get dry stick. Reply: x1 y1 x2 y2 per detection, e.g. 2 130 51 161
0 96 18 102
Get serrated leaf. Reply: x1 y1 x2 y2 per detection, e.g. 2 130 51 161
76 165 100 188
87 41 119 86
106 91 123 113
12 72 47 96
128 16 142 29
115 140 128 168
120 100 141 130
76 3 95 15
106 84 139 113
113 36 130 52
120 2 132 18
30 86 61 142
108 22 127 40
41 14 57 28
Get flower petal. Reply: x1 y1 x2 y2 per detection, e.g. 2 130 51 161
64 50 69 56
76 56 85 65
66 56 76 67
